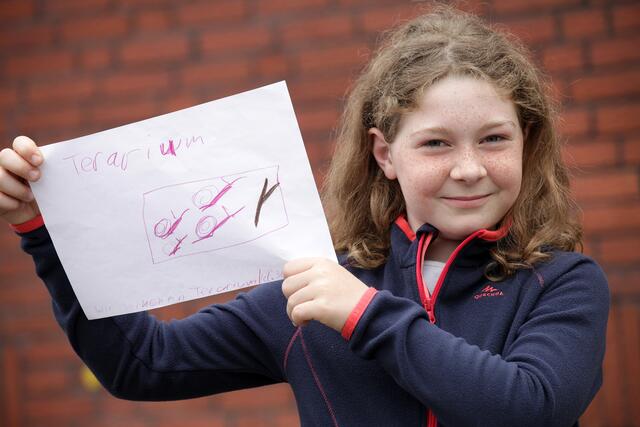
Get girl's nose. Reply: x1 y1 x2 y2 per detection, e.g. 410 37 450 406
449 149 488 183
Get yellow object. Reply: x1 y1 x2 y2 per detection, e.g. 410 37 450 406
80 365 102 392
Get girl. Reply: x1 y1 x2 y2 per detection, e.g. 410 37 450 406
0 6 608 427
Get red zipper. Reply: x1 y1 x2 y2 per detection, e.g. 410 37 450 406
415 230 486 427
415 233 435 321
427 412 437 427
415 233 437 426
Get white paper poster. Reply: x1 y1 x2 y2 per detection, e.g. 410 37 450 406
31 81 336 319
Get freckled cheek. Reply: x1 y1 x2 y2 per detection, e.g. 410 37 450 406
409 162 450 196
485 153 523 190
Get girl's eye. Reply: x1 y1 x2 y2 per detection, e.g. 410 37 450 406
422 140 448 148
482 135 505 144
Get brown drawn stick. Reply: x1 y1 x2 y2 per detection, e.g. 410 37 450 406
254 178 280 227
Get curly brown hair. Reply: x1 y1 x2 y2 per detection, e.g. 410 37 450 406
321 4 582 279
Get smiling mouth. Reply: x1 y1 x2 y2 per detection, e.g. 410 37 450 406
441 194 492 208
442 194 490 201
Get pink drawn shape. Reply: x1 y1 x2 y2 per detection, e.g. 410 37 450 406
153 208 189 239
192 205 245 243
160 139 178 156
168 235 188 256
198 177 244 212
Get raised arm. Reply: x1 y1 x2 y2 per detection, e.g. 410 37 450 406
18 225 287 400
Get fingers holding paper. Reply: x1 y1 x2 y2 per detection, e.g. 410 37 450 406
282 258 369 332
0 136 42 224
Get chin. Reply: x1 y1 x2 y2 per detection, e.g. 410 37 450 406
438 224 490 241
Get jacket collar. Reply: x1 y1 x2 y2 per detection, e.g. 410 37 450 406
390 215 510 268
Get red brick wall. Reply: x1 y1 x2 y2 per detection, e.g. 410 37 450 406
1 1 638 426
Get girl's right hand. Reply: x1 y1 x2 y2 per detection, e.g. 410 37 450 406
0 136 43 225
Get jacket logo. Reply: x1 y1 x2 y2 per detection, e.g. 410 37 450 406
474 285 504 300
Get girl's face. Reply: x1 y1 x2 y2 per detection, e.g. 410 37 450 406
371 75 523 241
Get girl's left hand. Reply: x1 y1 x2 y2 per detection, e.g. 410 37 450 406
282 258 369 332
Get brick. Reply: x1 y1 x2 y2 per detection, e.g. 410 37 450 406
135 9 172 32
180 60 251 87
273 413 301 426
0 261 38 280
156 417 225 427
5 52 74 78
359 5 422 33
559 109 590 137
0 312 59 335
561 9 606 39
0 26 54 51
571 70 640 102
43 0 110 14
281 14 353 43
0 87 18 110
26 77 96 104
591 36 640 66
88 100 158 128
571 170 639 202
257 0 329 14
623 138 640 164
99 394 139 418
612 3 640 34
580 237 597 259
619 304 640 421
601 305 628 426
582 202 640 234
493 0 580 14
289 76 351 103
2 346 21 427
542 44 585 73
60 15 128 42
582 392 606 427
25 396 94 420
597 104 640 134
178 1 246 25
217 384 293 410
233 415 271 427
0 285 49 306
600 234 640 265
563 139 617 168
297 108 340 134
120 35 190 65
338 0 395 5
296 43 370 73
608 270 640 297
201 26 272 55
0 260 31 279
102 70 171 96
138 396 210 419
505 15 558 45
79 47 112 70
24 369 70 394
95 419 147 427
161 93 199 115
16 108 82 133
0 0 34 20
256 54 289 79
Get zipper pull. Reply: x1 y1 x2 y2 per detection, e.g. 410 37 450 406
424 299 435 323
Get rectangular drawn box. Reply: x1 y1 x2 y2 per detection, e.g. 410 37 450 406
142 166 288 264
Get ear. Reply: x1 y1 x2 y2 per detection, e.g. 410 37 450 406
369 127 397 180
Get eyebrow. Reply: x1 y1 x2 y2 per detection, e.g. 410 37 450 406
408 120 517 138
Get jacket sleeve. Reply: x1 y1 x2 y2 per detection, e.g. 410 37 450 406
18 225 286 401
346 256 609 427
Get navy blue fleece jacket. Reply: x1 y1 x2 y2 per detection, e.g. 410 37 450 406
16 216 609 427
